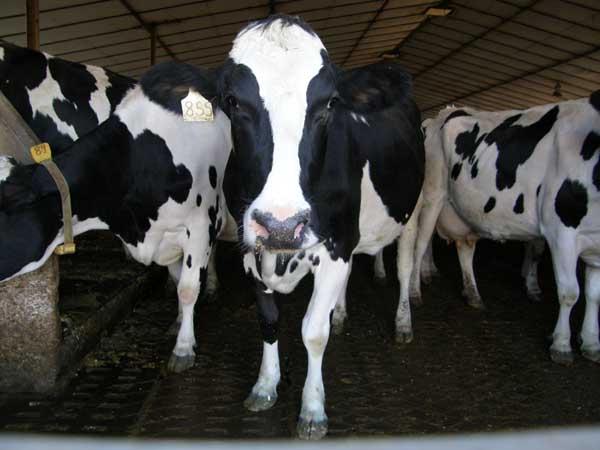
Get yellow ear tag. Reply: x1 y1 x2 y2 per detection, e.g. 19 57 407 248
181 90 214 122
30 143 52 163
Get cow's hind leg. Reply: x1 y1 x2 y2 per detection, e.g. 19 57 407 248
203 243 219 303
396 204 419 344
421 238 439 284
373 250 386 285
522 239 545 302
456 238 484 309
581 265 600 363
297 257 350 440
548 237 580 365
245 287 281 411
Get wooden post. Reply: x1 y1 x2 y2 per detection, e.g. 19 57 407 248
150 24 157 66
26 0 40 51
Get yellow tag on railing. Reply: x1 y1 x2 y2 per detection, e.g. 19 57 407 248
30 143 52 163
55 243 76 255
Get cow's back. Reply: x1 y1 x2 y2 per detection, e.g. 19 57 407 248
432 99 598 241
0 42 134 153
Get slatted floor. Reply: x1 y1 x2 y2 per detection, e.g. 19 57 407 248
1 239 599 438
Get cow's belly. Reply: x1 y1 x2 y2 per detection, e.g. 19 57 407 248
447 176 540 242
436 201 475 242
355 163 403 255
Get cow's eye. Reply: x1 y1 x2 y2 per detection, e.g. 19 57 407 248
225 95 238 108
327 96 339 110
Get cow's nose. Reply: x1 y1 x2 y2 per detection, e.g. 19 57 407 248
252 209 310 249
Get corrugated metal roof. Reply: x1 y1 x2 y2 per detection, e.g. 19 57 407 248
1 0 598 116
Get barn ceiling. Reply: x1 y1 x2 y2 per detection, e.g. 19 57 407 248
1 0 599 117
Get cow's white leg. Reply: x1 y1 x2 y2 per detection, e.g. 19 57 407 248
396 204 419 344
420 238 439 284
204 243 219 302
373 249 386 284
456 238 484 309
548 237 580 365
167 260 183 336
580 266 600 363
297 256 350 440
522 239 545 302
245 287 281 411
168 222 212 373
410 195 444 306
331 259 352 335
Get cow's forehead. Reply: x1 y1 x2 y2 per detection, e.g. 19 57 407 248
229 21 327 102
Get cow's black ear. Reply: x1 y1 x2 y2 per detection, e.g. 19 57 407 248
336 61 412 114
215 59 235 118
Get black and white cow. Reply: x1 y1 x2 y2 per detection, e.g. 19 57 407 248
218 16 424 439
0 41 135 154
0 61 232 372
413 95 600 365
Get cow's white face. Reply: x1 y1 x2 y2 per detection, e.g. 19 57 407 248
220 17 337 252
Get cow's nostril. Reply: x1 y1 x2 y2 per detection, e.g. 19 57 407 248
251 209 310 249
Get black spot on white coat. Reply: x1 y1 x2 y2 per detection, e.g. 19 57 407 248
590 90 600 113
289 260 298 273
555 179 588 228
484 197 496 213
186 255 192 268
275 253 293 276
581 131 600 161
196 194 202 207
513 193 524 214
209 166 217 189
485 106 559 190
443 109 471 126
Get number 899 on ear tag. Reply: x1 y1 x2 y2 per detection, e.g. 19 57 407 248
181 90 214 122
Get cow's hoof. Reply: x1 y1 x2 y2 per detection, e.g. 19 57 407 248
527 291 542 303
202 289 219 304
395 329 413 344
244 391 277 411
582 348 600 364
374 275 387 286
466 298 486 310
168 353 195 373
550 349 574 366
331 317 346 335
297 417 328 440
409 295 423 308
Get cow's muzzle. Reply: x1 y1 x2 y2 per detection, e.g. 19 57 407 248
251 209 310 251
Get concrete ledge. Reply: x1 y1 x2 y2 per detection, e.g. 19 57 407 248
0 256 60 393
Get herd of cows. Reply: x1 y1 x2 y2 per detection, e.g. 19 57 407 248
0 15 599 440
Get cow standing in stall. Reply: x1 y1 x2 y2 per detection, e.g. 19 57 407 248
218 16 424 439
413 95 600 365
0 61 232 372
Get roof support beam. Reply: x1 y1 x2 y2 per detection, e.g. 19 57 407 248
341 0 389 66
118 0 177 60
26 0 40 50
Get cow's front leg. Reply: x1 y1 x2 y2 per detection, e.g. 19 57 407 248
168 228 212 373
456 238 484 309
522 239 545 302
581 266 600 363
297 257 350 440
167 260 183 335
331 259 352 335
244 286 281 411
